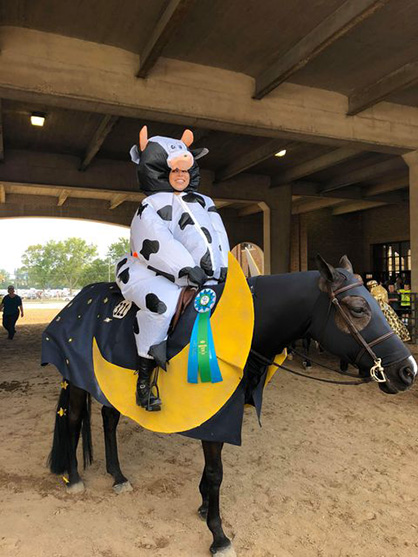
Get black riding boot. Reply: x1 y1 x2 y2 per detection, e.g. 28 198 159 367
136 357 162 411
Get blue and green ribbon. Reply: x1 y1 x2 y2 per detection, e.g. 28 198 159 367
188 289 222 384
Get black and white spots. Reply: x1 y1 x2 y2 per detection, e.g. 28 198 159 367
140 239 160 260
145 293 167 315
148 265 175 283
179 213 195 230
200 249 214 277
157 205 173 221
137 203 148 217
201 227 212 244
118 268 130 284
116 258 127 274
208 205 218 214
182 192 206 208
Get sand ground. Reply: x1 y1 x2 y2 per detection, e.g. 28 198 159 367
1 308 418 557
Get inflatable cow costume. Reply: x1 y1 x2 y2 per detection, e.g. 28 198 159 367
116 127 230 411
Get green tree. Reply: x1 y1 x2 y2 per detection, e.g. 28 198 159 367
107 237 130 264
0 268 11 289
79 258 110 286
22 238 98 293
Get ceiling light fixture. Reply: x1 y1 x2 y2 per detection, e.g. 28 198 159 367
275 149 287 157
30 112 46 127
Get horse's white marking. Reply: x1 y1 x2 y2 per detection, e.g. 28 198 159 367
407 355 418 377
66 481 85 494
113 481 133 494
214 546 236 557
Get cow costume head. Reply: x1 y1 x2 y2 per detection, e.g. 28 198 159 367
130 126 209 195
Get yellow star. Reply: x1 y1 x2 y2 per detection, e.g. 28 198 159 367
87 299 93 305
60 380 69 390
103 297 109 303
103 317 112 323
57 407 67 417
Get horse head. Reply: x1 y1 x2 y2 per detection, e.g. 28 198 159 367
310 255 417 394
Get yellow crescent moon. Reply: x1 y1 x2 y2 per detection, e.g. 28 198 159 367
93 253 255 433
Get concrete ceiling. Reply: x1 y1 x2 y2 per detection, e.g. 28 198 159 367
0 0 417 218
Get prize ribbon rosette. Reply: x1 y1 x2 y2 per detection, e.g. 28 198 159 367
187 288 223 384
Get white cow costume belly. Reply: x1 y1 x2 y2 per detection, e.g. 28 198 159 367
116 129 229 366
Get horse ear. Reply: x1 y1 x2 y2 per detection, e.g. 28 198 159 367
139 126 148 151
339 255 353 274
181 129 194 147
316 254 340 283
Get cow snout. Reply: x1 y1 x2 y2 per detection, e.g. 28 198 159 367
168 152 194 171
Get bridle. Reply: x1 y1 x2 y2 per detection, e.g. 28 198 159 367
324 277 395 383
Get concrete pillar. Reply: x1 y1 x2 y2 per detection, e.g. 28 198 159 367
403 151 418 290
268 185 292 274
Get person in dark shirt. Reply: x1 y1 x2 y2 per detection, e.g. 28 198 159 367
0 285 24 339
388 284 401 315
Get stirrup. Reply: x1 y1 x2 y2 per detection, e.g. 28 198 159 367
135 366 162 411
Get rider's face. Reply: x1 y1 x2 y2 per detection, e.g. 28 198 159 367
169 168 190 192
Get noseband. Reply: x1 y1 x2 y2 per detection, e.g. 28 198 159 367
327 279 395 383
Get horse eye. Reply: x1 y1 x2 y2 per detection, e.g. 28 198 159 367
350 307 364 315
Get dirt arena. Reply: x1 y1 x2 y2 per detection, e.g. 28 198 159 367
1 307 418 557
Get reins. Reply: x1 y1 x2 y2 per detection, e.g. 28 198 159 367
250 349 372 386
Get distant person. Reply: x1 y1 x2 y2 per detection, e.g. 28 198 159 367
0 285 24 340
388 284 401 315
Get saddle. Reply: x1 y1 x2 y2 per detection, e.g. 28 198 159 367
169 286 197 334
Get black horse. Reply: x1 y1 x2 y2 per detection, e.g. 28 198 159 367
46 256 416 556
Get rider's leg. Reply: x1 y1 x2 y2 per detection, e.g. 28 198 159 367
116 262 181 411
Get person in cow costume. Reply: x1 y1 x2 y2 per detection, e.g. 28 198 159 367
116 126 230 411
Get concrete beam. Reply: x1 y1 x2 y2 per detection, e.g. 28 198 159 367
137 0 195 78
57 190 69 206
293 181 406 203
348 61 418 116
0 184 5 203
254 0 388 99
1 28 418 153
216 139 289 182
365 176 409 196
321 157 405 192
109 194 129 210
0 99 3 161
238 204 263 217
79 115 119 171
292 198 342 214
271 147 362 187
332 200 386 215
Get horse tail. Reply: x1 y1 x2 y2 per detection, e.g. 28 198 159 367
48 385 93 475
81 393 93 469
48 385 71 475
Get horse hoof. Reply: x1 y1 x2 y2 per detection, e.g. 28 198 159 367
113 481 133 494
66 481 85 494
210 544 236 556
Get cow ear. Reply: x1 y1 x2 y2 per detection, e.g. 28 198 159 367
191 147 209 160
139 126 148 151
316 254 340 283
181 129 194 147
339 255 353 274
129 144 140 164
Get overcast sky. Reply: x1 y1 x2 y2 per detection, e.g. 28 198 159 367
0 218 130 276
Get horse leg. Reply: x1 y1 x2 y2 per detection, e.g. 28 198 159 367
201 441 235 556
302 336 312 368
101 405 133 493
66 384 87 493
198 468 209 520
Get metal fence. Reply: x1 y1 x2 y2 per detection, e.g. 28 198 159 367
407 293 418 343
